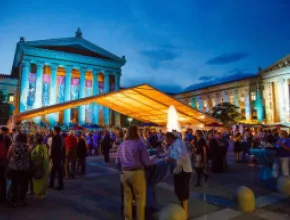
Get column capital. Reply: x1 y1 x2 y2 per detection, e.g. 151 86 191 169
92 68 101 75
36 62 45 69
80 67 87 73
50 63 59 71
65 65 73 73
21 61 30 68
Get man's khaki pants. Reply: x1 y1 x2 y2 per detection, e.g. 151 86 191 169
121 169 146 220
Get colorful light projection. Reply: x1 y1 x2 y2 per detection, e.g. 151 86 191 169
42 74 50 106
58 76 65 103
85 80 93 123
27 73 36 109
71 78 80 100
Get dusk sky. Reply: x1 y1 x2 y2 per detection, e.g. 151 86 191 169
1 0 290 93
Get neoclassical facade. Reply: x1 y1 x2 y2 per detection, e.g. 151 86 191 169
175 55 290 125
12 29 126 127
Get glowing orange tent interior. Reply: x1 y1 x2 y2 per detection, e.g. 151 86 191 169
14 84 221 126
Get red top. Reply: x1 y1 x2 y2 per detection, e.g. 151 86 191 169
65 135 77 149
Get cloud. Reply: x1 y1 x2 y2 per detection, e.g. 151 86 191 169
206 52 249 65
184 69 257 92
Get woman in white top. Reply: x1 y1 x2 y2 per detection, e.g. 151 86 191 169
165 132 192 219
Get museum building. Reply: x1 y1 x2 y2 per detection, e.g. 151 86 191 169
2 29 290 126
175 55 290 125
11 28 125 127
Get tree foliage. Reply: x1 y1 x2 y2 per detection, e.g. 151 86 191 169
211 102 245 127
120 114 142 127
0 91 14 125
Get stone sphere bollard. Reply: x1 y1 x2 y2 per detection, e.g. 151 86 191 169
233 186 255 213
277 176 290 196
159 203 186 220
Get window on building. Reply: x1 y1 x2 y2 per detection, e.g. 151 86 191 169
8 94 14 102
220 97 224 103
230 96 234 104
212 99 216 107
252 109 257 120
251 92 256 101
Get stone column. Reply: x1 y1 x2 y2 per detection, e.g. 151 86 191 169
34 63 44 109
244 88 252 121
223 91 229 103
63 66 72 126
78 67 86 124
233 89 239 107
33 63 44 124
92 69 99 124
114 72 121 127
19 61 30 113
198 97 203 111
278 79 290 122
48 64 58 126
255 84 264 123
283 79 290 122
104 72 110 126
267 82 275 123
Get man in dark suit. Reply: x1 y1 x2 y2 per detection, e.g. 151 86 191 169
49 126 65 190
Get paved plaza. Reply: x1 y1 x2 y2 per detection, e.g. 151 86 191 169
0 153 289 220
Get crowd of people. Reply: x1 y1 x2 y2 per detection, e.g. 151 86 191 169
0 123 289 220
0 126 122 208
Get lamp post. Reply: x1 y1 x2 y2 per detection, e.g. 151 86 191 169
128 117 133 125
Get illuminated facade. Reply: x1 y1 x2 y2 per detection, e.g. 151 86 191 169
12 28 126 127
175 55 290 125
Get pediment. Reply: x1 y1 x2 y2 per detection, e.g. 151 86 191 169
21 37 125 63
260 55 290 76
34 44 111 60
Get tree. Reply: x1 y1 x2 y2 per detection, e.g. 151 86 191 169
211 102 245 127
0 91 14 125
120 114 142 127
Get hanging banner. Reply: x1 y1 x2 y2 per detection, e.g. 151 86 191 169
71 78 80 100
42 74 50 106
27 73 36 108
85 80 93 123
58 76 65 103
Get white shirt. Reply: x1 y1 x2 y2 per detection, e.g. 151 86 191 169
168 138 193 173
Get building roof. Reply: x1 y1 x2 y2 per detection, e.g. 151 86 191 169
11 28 126 76
259 54 290 75
179 73 258 94
14 84 220 126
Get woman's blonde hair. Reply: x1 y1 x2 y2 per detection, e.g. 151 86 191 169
124 125 140 140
